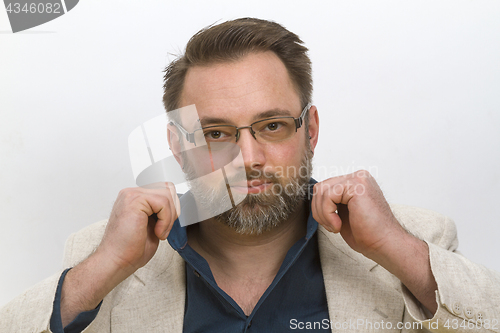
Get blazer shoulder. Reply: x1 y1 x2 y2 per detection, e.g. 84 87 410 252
63 219 108 268
389 203 458 249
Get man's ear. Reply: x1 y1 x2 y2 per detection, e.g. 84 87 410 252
307 105 319 154
167 124 183 169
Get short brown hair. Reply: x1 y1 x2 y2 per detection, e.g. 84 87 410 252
162 18 312 112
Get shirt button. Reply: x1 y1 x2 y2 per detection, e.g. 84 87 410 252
193 270 201 277
452 301 462 315
476 311 485 322
464 307 474 319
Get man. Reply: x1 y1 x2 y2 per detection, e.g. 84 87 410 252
1 18 499 332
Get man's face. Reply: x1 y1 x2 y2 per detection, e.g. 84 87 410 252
178 51 315 234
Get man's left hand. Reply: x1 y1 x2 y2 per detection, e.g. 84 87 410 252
311 170 407 262
311 170 438 314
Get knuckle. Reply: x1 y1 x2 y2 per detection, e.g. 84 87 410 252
118 188 130 196
355 169 371 182
119 187 135 197
156 196 172 211
123 190 140 202
162 197 173 208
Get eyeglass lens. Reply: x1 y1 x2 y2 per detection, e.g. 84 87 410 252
197 117 296 147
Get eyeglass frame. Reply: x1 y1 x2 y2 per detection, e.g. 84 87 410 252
169 103 312 146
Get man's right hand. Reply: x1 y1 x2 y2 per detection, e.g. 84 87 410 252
60 183 180 327
97 183 181 274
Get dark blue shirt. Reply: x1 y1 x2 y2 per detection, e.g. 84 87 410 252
51 181 330 332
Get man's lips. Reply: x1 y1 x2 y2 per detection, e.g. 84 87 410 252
230 180 274 193
248 179 272 187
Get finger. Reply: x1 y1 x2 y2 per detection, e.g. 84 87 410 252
128 188 174 240
337 204 350 233
311 187 320 224
312 182 332 229
151 192 177 240
321 188 342 233
147 214 161 243
166 182 181 219
315 183 331 226
141 182 163 190
149 183 179 230
122 184 177 241
141 183 181 220
313 182 341 233
311 184 325 226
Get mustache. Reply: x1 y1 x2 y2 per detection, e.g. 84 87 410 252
224 168 283 184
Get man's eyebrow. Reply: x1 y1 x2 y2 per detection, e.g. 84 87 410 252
256 109 292 120
199 109 293 127
199 116 230 127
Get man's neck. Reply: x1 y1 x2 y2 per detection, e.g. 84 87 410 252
187 202 308 315
187 201 308 280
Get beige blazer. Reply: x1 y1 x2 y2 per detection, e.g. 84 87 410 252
1 204 499 332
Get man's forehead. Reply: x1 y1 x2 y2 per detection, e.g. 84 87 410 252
178 51 302 125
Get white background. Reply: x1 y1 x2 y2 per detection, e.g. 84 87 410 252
1 0 499 307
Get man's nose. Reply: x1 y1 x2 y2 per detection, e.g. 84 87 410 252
232 128 266 170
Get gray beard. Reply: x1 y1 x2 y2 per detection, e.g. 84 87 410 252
184 149 313 235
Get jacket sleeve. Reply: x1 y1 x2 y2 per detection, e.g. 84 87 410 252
0 220 110 333
0 270 64 333
400 211 500 332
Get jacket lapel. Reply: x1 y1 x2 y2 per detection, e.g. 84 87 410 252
317 225 406 332
110 225 407 332
110 240 186 332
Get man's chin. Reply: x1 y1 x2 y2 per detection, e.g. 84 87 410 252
237 190 282 205
233 199 275 212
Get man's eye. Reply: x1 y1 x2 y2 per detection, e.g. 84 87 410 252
205 130 230 140
208 131 222 139
266 122 284 131
267 123 277 131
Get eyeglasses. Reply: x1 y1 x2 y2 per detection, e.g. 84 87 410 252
170 103 312 148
